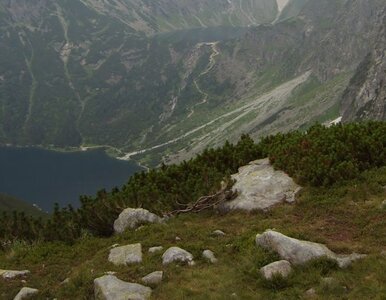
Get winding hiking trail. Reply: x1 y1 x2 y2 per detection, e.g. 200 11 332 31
119 71 311 161
188 42 220 118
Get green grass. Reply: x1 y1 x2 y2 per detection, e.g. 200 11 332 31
1 167 386 299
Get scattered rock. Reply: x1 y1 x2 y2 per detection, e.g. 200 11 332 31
202 250 218 264
141 271 163 286
260 260 292 280
0 270 30 279
105 271 117 276
162 247 195 266
220 159 301 212
305 288 316 297
94 275 152 300
61 278 70 285
13 287 39 300
212 230 226 236
113 208 162 233
148 246 163 254
256 230 366 268
175 236 181 241
380 200 386 209
110 244 120 248
108 243 142 266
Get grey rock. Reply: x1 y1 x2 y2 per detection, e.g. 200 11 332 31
305 288 316 297
220 159 301 212
175 236 181 241
94 275 152 300
113 208 162 233
212 230 226 236
256 230 366 268
141 271 163 286
202 250 218 263
380 200 386 209
13 287 38 300
162 247 194 265
260 260 292 280
108 243 142 266
148 246 163 254
0 270 30 279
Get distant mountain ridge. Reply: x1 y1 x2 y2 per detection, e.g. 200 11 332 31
0 0 385 166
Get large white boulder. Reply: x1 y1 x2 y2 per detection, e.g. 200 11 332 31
256 230 366 268
94 275 152 300
260 260 292 280
13 287 38 300
220 159 301 212
113 208 162 233
162 247 195 265
108 243 142 266
0 269 30 279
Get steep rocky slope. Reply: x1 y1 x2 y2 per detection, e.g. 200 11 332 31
341 9 386 122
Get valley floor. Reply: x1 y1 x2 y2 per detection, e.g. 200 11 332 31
1 168 386 299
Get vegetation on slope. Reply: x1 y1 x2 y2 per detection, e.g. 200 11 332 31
0 166 385 299
1 122 386 245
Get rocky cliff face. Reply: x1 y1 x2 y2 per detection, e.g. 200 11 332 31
341 9 386 122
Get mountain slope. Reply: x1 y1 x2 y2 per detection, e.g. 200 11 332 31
341 8 386 122
0 193 46 216
0 0 385 166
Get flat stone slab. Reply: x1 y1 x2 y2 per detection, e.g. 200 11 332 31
114 208 162 233
94 275 152 300
0 269 30 279
141 271 163 285
13 287 39 300
221 158 301 212
260 260 292 280
256 230 366 268
108 243 142 266
162 247 194 265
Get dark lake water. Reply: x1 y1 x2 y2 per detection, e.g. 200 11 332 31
0 147 142 211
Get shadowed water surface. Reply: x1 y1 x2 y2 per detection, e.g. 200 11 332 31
0 147 142 211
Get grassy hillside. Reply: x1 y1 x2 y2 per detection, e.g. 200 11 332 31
0 166 385 299
0 194 46 217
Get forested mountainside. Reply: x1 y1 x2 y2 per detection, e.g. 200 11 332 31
0 0 385 166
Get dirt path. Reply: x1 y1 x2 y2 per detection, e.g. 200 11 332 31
188 42 220 118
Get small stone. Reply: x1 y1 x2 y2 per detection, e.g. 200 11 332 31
162 247 194 265
108 243 142 266
380 200 386 209
61 278 70 285
212 230 226 236
175 236 181 241
113 208 162 233
0 270 30 279
148 246 163 253
141 271 163 286
110 244 120 248
305 288 316 297
94 275 152 300
105 271 117 276
202 250 218 264
13 287 39 300
260 260 292 280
